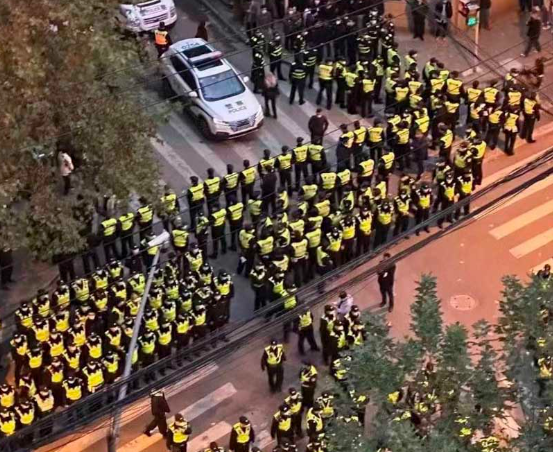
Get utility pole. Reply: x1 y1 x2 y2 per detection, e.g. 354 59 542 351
107 230 170 452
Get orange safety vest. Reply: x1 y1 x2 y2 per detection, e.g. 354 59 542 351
155 30 168 46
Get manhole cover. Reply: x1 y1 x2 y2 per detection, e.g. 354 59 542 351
449 295 477 311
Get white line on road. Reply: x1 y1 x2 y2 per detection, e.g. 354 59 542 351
256 429 275 450
509 229 553 259
188 421 232 451
119 383 237 452
152 137 199 182
485 174 553 215
489 199 553 239
55 364 220 452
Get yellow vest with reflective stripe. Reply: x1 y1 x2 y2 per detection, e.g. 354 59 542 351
212 208 227 227
189 184 205 201
321 172 337 190
318 64 333 80
354 127 367 144
205 177 221 195
138 205 153 223
299 312 312 328
265 345 283 365
277 153 292 170
446 78 463 95
233 423 251 443
382 153 395 170
524 98 537 115
172 229 188 248
305 229 322 248
293 145 308 163
102 218 117 237
467 88 482 103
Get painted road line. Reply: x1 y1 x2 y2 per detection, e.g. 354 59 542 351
152 138 198 182
531 257 553 274
488 174 553 214
56 364 220 452
489 199 553 239
188 421 232 451
168 115 228 175
481 145 552 188
256 429 275 450
119 383 237 452
510 229 553 259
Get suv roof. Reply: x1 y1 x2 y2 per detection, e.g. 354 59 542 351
171 39 231 78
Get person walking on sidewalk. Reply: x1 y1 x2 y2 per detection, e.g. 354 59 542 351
378 253 396 313
522 10 542 57
144 389 171 437
434 0 452 41
479 0 492 30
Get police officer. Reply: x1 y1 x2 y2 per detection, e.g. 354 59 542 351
437 171 457 228
144 389 171 437
237 223 256 276
154 22 171 57
374 198 394 247
297 309 319 355
209 202 227 258
319 305 337 365
303 47 318 90
414 183 433 234
230 416 255 452
137 197 154 240
269 33 285 81
187 176 205 229
261 339 286 393
456 170 473 219
292 137 309 191
271 404 293 445
252 48 266 94
306 403 324 441
276 145 293 193
316 59 334 110
167 413 192 452
289 55 306 105
521 91 540 143
394 188 411 236
118 209 135 259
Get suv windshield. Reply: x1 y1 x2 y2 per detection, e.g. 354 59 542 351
199 70 245 102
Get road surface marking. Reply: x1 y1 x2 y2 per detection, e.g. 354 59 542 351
152 137 199 182
531 258 553 274
481 146 552 188
188 421 232 451
489 199 553 239
273 105 311 141
488 174 553 214
55 364 219 452
256 429 275 449
168 115 229 175
509 229 553 259
119 383 237 452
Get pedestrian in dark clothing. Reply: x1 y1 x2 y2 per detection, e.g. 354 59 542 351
54 253 76 283
144 389 171 437
522 11 542 57
435 0 452 40
263 74 280 119
410 0 427 39
195 21 209 41
308 109 329 144
479 0 492 30
261 167 278 214
0 247 14 290
377 253 396 313
520 0 531 12
410 132 429 179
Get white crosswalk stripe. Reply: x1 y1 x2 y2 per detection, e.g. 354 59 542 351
531 258 553 274
153 137 199 182
119 383 237 452
489 199 553 239
510 229 553 259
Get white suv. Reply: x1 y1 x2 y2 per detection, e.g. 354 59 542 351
118 0 177 33
160 39 264 140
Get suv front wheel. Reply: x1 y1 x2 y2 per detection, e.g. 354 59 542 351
197 117 215 140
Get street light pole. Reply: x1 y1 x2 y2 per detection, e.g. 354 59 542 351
107 230 170 452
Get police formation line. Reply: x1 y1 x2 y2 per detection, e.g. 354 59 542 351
2 245 236 439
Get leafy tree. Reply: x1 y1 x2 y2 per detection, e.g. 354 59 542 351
0 0 161 259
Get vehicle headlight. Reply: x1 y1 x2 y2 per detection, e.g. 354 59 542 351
213 118 228 126
123 9 141 27
255 106 264 120
170 7 177 16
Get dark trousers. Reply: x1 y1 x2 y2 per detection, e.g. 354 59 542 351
316 80 333 109
486 125 500 149
265 96 277 118
58 259 76 282
302 385 316 409
252 286 267 311
270 59 285 80
523 37 541 56
415 208 430 233
374 223 390 248
120 233 134 258
436 21 448 38
521 115 536 141
472 159 484 186
298 326 319 354
291 412 303 437
63 175 71 195
393 215 410 236
336 80 346 106
82 248 100 275
1 261 14 286
145 413 168 436
290 80 306 104
320 333 330 364
357 234 371 256
211 227 227 257
360 93 373 118
262 192 276 214
295 163 308 190
306 66 316 89
266 364 284 392
292 258 307 287
437 199 454 226
230 221 242 250
455 194 471 219
504 130 517 155
279 170 293 192
189 202 204 229
241 184 254 204
413 15 425 38
103 239 119 261
379 284 394 309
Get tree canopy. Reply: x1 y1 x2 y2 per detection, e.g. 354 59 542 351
327 274 553 452
0 0 160 259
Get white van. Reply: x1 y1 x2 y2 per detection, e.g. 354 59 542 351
160 39 264 140
118 0 177 33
